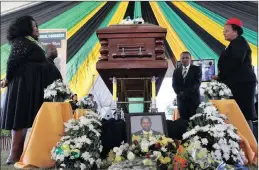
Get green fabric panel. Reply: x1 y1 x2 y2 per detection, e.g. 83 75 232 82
1 2 102 76
128 98 144 113
1 44 10 76
157 2 218 61
134 1 142 18
66 2 120 82
39 2 102 30
188 2 258 46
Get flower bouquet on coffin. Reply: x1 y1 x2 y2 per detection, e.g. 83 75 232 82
175 102 247 170
204 80 232 101
44 79 72 102
51 111 103 170
106 135 177 170
120 16 145 25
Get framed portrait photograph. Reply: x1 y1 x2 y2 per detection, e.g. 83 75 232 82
125 113 168 143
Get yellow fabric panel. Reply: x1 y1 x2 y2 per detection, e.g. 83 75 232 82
69 2 129 99
150 2 189 61
172 2 258 66
67 2 106 39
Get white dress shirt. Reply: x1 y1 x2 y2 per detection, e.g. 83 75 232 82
182 64 191 76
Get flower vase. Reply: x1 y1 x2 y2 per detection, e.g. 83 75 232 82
53 96 64 102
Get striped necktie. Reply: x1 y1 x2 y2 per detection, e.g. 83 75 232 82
182 67 187 78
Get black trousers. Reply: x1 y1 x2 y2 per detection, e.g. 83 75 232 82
228 82 256 120
177 97 199 120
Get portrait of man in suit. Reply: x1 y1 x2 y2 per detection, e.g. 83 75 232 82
172 51 202 120
132 116 163 137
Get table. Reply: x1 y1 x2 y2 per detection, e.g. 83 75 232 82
15 102 73 169
172 99 258 164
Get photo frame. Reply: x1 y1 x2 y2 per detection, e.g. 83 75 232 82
125 112 168 143
176 59 216 82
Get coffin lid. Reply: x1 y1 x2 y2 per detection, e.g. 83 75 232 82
96 24 167 34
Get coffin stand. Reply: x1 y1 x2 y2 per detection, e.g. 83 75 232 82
96 24 168 112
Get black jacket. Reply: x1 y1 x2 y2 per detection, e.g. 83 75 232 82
133 130 162 136
172 65 202 104
218 36 257 85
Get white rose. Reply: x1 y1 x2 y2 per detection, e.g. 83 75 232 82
153 151 162 160
127 151 135 161
80 163 86 170
113 147 120 153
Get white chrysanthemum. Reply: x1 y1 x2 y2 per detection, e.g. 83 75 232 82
231 148 239 155
193 135 200 141
127 151 135 161
81 152 91 161
204 105 217 114
141 140 150 152
113 147 120 153
229 140 239 148
75 142 83 149
201 138 208 145
80 163 86 170
99 145 103 152
219 90 224 96
223 152 230 160
56 154 65 161
153 151 162 160
161 146 167 152
213 143 220 150
89 158 95 165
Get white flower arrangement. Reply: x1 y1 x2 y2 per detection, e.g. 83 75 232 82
181 102 247 169
106 135 177 169
76 97 95 111
120 16 145 24
51 110 103 170
204 80 232 100
44 79 72 102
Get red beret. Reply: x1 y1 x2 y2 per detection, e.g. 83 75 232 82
225 18 243 27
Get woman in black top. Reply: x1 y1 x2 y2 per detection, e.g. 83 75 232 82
213 18 257 130
1 16 47 164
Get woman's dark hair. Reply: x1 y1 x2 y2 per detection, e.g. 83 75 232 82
7 15 37 43
231 24 243 36
71 94 77 100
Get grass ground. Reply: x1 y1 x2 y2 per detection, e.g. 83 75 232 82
1 150 56 170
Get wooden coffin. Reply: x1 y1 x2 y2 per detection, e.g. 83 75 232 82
96 24 168 100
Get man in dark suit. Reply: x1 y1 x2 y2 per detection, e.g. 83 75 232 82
133 116 162 137
172 51 202 120
44 44 62 87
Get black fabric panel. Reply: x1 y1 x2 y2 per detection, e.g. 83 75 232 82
67 2 117 62
141 2 176 66
124 1 135 20
195 1 258 32
1 2 81 44
167 2 225 57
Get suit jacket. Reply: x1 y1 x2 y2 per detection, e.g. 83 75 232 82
218 36 257 85
172 65 202 104
133 130 162 136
